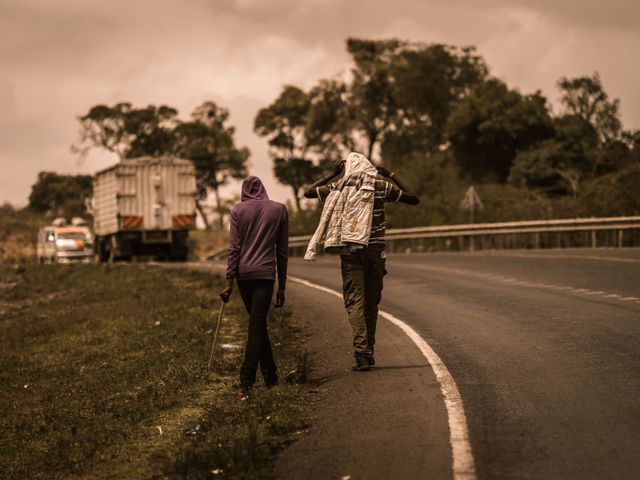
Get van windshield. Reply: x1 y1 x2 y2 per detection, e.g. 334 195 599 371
58 232 89 240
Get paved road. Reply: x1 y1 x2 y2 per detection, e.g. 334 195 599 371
284 249 640 480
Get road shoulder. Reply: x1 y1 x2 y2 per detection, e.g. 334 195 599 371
275 281 453 480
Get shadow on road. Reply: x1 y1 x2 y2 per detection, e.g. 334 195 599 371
371 364 429 371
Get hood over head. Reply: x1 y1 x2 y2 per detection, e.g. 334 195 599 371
344 152 377 178
241 176 269 201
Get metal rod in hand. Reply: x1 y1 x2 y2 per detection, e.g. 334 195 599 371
207 301 226 371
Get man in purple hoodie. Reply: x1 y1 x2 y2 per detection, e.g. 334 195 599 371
220 176 288 396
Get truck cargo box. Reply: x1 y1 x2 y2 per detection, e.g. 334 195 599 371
93 156 196 236
92 156 197 261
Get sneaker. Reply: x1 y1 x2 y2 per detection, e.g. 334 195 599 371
239 386 251 401
352 356 371 372
264 375 279 389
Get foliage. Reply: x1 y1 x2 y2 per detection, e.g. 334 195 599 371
557 72 622 142
260 37 637 229
446 78 554 182
509 115 599 195
254 86 326 210
256 38 489 211
27 171 93 218
173 102 249 228
345 38 488 159
73 103 178 160
580 162 640 216
74 101 249 230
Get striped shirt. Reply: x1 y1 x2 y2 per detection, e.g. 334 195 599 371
317 179 402 247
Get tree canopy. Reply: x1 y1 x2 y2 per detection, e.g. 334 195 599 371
28 172 93 219
73 101 249 229
256 37 638 226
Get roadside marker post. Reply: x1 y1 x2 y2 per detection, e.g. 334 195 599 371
459 186 484 252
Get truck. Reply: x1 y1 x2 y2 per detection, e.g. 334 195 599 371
92 156 197 262
37 218 94 264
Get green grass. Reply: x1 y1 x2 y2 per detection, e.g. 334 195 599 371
0 263 310 479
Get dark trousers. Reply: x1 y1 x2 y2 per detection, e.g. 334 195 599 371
340 247 387 357
237 279 278 389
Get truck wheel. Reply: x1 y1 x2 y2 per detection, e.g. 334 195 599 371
96 238 108 263
108 236 117 263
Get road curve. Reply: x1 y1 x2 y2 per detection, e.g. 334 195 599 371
284 248 640 480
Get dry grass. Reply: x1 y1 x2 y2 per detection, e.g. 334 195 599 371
0 263 310 479
0 204 42 262
188 229 230 261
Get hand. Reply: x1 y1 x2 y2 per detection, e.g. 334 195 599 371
376 165 392 178
332 160 345 176
274 289 285 308
219 285 232 303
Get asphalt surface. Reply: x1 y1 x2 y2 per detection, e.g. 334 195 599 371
277 248 640 480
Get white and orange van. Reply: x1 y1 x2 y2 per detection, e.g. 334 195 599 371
37 218 94 264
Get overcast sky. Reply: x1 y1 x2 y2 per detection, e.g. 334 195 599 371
1 0 639 207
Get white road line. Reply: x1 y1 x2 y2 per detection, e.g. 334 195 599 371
405 263 639 306
289 275 477 480
461 251 640 264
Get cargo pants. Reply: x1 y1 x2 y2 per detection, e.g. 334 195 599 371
340 247 387 358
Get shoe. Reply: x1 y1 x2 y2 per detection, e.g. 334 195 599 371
239 386 251 401
367 355 375 367
264 375 279 389
352 356 371 372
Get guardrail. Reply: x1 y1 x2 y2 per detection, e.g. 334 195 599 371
206 216 640 259
288 216 640 254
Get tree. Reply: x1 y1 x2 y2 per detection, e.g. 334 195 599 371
385 44 488 155
509 73 635 197
509 115 599 195
558 72 622 142
72 103 132 160
254 86 320 210
446 78 555 182
124 105 178 158
74 101 249 229
173 102 249 228
73 103 178 160
345 38 405 159
306 79 356 162
345 39 488 160
28 172 93 218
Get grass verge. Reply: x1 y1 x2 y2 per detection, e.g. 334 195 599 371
0 263 310 479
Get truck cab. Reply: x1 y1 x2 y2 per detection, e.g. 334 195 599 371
37 221 94 264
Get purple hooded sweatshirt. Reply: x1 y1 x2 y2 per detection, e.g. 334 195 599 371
226 176 289 289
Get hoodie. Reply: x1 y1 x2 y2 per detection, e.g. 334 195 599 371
226 176 289 288
304 152 377 260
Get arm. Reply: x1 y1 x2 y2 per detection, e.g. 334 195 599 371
220 209 242 302
303 160 345 199
376 166 420 205
274 207 289 307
